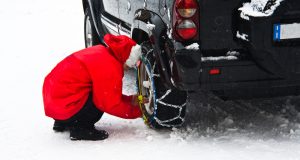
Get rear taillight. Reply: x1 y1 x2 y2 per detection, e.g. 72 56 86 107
176 20 197 39
173 0 199 41
176 0 197 18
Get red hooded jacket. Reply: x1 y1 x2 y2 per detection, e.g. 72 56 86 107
43 34 141 120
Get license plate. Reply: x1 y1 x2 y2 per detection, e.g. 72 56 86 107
273 23 300 41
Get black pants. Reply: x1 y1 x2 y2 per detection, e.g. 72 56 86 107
56 93 104 128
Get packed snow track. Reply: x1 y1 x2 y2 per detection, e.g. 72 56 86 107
0 0 299 160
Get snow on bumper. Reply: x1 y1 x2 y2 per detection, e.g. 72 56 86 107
239 0 285 20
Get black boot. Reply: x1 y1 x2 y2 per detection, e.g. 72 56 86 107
53 121 67 132
70 125 109 141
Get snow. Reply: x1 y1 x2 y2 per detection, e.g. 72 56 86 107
1 0 300 160
227 51 240 57
239 0 285 20
240 12 250 21
185 43 199 50
167 27 173 39
142 81 151 89
236 31 250 41
134 10 142 18
146 22 156 31
201 56 238 62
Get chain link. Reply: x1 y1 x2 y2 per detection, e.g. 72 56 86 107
139 46 186 128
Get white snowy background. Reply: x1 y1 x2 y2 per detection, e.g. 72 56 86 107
0 0 300 160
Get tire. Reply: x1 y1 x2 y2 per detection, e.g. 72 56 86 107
84 8 100 48
137 42 188 129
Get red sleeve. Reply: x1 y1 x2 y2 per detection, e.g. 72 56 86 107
122 95 134 103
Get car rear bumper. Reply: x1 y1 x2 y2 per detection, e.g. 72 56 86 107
171 47 300 99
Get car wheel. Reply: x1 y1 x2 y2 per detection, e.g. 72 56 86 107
137 42 188 129
84 8 100 48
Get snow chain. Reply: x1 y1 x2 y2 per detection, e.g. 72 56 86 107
137 53 186 128
137 62 150 126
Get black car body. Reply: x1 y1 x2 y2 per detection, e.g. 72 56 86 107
82 0 300 128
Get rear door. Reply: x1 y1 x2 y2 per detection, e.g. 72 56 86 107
116 0 138 35
118 0 144 35
102 0 121 35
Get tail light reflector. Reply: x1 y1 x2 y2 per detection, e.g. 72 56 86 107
176 20 197 39
209 69 221 75
176 0 197 18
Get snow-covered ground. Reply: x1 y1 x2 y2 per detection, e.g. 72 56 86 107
0 0 300 160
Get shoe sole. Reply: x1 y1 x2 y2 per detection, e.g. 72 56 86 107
70 136 108 141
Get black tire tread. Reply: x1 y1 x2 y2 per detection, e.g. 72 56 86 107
139 42 187 129
84 7 100 47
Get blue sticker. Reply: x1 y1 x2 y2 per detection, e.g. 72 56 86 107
273 24 281 41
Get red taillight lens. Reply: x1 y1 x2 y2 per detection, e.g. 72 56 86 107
173 0 199 41
176 0 197 18
176 20 197 39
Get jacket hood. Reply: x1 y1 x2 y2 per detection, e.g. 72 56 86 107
104 34 137 64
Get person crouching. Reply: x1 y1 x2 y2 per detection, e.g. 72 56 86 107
42 34 144 141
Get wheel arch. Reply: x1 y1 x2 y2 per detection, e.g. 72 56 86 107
131 28 150 44
132 9 174 88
